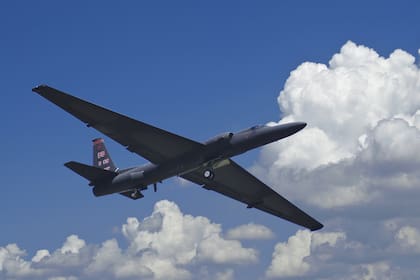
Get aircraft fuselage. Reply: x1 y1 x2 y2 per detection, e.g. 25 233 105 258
92 122 306 197
33 85 323 230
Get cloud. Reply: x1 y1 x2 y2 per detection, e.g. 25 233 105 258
265 227 416 279
285 41 418 160
253 40 420 210
85 238 155 279
214 269 234 280
32 249 50 263
360 261 394 280
48 277 78 280
395 225 420 253
0 244 43 278
226 223 274 240
266 230 311 278
0 200 258 280
253 41 420 279
60 235 86 254
121 200 258 266
265 230 345 278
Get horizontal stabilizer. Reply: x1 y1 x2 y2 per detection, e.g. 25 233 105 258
64 161 117 184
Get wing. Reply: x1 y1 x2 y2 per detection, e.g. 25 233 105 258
182 160 323 231
33 85 204 163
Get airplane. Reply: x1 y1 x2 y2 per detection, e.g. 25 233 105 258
32 85 323 231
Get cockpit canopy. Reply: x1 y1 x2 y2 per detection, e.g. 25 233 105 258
249 124 265 130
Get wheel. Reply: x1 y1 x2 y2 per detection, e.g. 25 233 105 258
131 189 141 198
203 169 214 180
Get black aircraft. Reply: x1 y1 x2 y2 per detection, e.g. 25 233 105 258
33 85 323 231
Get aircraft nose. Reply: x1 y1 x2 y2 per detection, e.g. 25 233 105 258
268 121 307 140
295 122 307 131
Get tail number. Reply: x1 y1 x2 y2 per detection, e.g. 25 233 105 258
97 151 106 159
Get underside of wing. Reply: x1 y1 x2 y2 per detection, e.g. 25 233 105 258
33 85 204 163
182 160 323 231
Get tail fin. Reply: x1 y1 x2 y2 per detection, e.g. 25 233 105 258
66 140 143 200
93 138 117 171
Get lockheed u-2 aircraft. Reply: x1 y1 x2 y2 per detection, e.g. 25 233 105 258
33 85 323 231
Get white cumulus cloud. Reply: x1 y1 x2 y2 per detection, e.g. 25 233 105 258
226 223 274 240
121 200 258 266
0 244 39 278
266 230 346 278
0 200 258 280
266 230 311 278
253 40 420 210
60 235 86 254
258 41 420 279
32 249 50 263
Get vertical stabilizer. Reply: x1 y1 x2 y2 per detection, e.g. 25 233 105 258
93 138 117 171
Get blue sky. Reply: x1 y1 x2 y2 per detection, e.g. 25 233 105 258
1 1 420 279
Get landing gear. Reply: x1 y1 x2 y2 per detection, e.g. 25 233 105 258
203 169 214 180
131 189 142 199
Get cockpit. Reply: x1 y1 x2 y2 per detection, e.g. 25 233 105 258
249 124 262 130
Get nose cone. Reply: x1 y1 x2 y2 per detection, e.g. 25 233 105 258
271 122 307 140
294 122 307 131
286 122 307 136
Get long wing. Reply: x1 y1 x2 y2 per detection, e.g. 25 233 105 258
182 160 323 231
33 85 204 163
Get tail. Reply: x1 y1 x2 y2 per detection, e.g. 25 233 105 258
64 138 119 185
92 138 117 171
64 161 117 185
64 138 143 200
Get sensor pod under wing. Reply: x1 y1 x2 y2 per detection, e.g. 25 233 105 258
33 85 323 231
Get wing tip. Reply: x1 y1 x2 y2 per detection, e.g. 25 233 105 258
32 84 49 93
310 222 324 231
64 161 76 168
